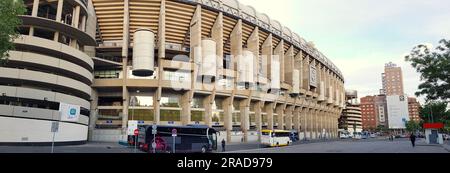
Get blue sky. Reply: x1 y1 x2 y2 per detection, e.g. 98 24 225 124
239 0 450 103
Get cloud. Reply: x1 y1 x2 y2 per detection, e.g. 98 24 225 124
237 0 449 105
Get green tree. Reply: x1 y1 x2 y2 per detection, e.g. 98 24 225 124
419 101 450 124
405 121 421 133
405 39 450 102
0 0 26 65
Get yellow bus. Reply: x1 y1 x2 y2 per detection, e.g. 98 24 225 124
261 130 293 147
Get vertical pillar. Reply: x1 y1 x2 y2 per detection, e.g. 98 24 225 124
301 107 307 139
308 108 313 139
120 0 130 138
255 101 262 142
29 0 40 36
262 34 273 81
88 89 98 141
154 0 165 126
275 104 284 130
303 56 310 91
183 5 202 126
180 92 191 125
54 0 64 41
70 5 81 47
122 87 129 136
313 109 318 139
293 107 300 131
80 15 87 31
265 102 274 130
274 40 285 82
223 97 233 142
285 106 294 130
153 91 160 125
318 110 322 139
231 19 242 75
247 27 259 83
240 99 250 142
211 12 223 77
204 95 214 127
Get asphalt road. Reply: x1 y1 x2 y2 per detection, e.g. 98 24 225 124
226 138 450 153
0 138 448 153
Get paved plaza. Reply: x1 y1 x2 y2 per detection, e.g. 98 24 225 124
0 138 448 153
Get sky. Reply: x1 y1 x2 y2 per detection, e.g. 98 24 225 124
238 0 450 104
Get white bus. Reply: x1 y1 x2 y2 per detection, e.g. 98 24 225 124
261 130 293 147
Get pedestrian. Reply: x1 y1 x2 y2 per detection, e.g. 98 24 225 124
221 139 226 152
410 133 416 147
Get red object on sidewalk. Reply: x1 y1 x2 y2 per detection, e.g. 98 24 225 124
423 123 444 129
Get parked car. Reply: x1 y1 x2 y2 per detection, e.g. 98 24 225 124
370 133 376 138
443 134 450 140
353 132 362 139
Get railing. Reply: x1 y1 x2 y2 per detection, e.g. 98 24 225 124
95 53 123 63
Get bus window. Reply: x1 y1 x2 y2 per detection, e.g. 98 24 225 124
262 131 271 136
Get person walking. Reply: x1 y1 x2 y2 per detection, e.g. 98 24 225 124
410 133 417 147
221 139 226 152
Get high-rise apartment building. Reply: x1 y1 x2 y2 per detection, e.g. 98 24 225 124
382 62 404 96
408 97 421 122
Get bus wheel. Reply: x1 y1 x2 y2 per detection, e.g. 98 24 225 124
201 146 207 153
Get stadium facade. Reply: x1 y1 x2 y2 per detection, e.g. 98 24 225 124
0 0 345 145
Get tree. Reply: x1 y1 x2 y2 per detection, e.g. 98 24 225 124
405 39 450 102
405 121 421 133
419 101 450 124
0 0 26 65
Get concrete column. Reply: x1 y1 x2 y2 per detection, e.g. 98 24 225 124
275 104 284 130
158 0 166 59
255 101 262 142
120 0 130 139
211 12 223 74
274 40 285 82
223 97 233 142
70 5 81 47
80 15 87 31
153 0 165 126
180 92 191 125
54 0 64 41
312 109 316 139
286 106 294 130
88 89 98 141
293 107 300 131
301 107 307 139
309 108 313 139
239 100 250 142
204 95 213 127
318 110 323 139
265 102 274 130
31 0 39 17
29 0 40 36
313 109 318 139
153 91 161 125
121 87 129 137
262 34 272 80
247 27 259 81
122 0 130 58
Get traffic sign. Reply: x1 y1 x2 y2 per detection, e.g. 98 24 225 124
134 129 139 136
152 129 157 135
172 128 177 137
152 142 156 149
